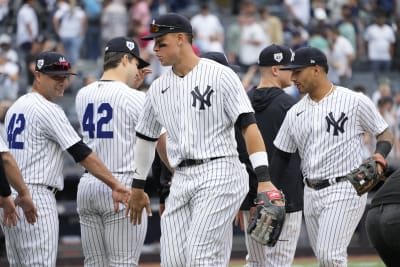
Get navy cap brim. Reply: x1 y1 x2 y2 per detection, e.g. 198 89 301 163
138 58 150 69
141 32 166 40
42 70 77 76
280 63 315 70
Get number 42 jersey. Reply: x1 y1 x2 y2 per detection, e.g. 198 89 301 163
5 93 81 190
75 80 145 173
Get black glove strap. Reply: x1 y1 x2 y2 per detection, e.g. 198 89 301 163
375 141 392 159
254 165 271 182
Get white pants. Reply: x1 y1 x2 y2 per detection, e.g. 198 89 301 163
160 157 249 267
1 185 59 267
243 210 303 267
304 181 367 267
77 173 147 267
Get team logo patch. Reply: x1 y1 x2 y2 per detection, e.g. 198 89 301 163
191 85 214 110
126 41 135 51
36 59 44 69
326 112 348 136
274 52 283 63
58 56 66 62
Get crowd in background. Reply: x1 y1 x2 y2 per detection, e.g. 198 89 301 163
1 0 400 168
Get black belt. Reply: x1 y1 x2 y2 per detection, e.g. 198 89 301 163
47 186 58 194
84 170 124 174
305 176 347 190
178 156 225 168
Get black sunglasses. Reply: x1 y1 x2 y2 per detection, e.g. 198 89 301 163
150 23 181 33
40 61 71 72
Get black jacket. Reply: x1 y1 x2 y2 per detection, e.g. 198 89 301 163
239 87 304 212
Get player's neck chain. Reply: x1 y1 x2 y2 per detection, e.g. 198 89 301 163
322 83 335 99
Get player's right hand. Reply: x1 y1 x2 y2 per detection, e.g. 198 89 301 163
0 196 19 227
111 184 131 212
126 188 152 225
15 193 38 225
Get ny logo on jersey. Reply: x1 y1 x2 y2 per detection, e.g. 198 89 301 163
325 112 348 136
191 85 214 110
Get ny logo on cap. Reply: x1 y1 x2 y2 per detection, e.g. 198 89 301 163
310 59 316 64
274 52 283 62
290 49 295 62
37 59 44 69
126 41 135 51
59 56 66 62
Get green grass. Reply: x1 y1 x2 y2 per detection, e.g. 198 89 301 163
231 260 385 267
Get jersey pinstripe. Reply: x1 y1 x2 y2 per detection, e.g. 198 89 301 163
136 58 254 168
5 92 81 190
0 136 8 152
75 80 147 267
274 86 388 180
75 80 145 172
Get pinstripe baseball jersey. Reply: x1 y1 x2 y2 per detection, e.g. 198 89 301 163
274 86 388 180
75 80 145 172
136 58 254 168
5 92 81 190
0 135 8 152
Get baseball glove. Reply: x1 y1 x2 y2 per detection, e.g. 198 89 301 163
247 190 286 247
346 155 387 196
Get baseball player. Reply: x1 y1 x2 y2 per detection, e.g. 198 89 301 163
0 136 37 227
235 44 304 267
274 47 394 266
2 51 130 267
75 36 151 266
125 13 283 267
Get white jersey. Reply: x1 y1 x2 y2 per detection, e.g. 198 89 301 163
5 93 81 190
136 58 254 168
0 136 8 152
274 86 388 180
75 80 145 173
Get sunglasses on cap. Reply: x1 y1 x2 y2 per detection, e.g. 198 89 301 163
41 61 71 72
150 23 182 33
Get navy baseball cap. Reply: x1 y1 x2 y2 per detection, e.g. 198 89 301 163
35 51 76 75
280 47 328 70
201 51 241 72
141 13 192 40
258 44 292 67
105 37 149 69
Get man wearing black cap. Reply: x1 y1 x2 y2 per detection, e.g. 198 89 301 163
234 44 304 267
126 13 284 266
273 46 394 266
1 51 131 266
75 37 152 266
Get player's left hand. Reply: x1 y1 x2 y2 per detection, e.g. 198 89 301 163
0 196 19 227
15 193 37 225
133 67 152 89
126 188 152 225
111 184 131 212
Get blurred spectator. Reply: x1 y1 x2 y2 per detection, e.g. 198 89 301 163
0 50 19 100
25 35 47 87
336 4 358 55
325 26 355 85
0 99 12 141
363 10 395 81
374 0 396 18
0 33 18 63
190 3 224 53
372 77 393 105
16 0 39 55
326 0 347 23
377 96 399 160
82 0 102 61
290 30 307 50
392 16 400 71
258 6 283 45
225 14 243 65
0 0 10 32
238 0 269 70
101 0 129 48
284 0 310 26
308 27 329 53
130 0 152 28
53 0 87 67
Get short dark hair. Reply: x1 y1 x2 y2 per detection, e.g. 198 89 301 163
103 52 135 71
